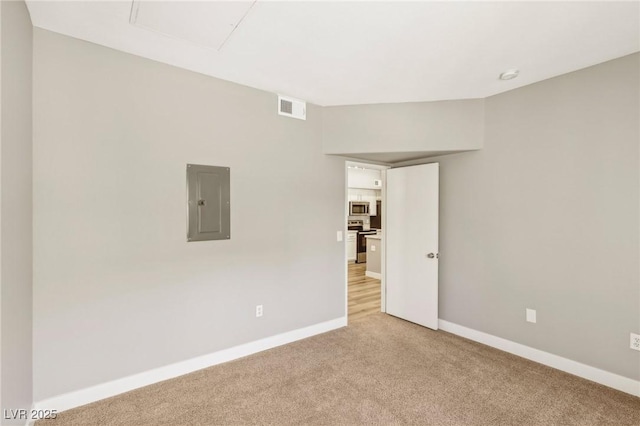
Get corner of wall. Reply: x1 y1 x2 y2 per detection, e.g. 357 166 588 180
0 0 34 424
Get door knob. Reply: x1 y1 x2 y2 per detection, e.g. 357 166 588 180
426 253 439 259
198 199 206 206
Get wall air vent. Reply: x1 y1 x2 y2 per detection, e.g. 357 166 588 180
278 95 306 120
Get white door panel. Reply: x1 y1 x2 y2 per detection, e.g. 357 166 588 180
386 163 439 329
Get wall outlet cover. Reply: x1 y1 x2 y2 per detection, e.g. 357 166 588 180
526 308 537 323
630 333 640 351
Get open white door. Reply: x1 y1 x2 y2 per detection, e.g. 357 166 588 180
386 163 439 329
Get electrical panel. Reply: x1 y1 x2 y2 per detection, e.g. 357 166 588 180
187 164 230 242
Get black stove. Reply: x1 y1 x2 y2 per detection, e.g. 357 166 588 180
356 230 377 263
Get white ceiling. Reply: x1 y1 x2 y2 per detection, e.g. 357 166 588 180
26 1 640 106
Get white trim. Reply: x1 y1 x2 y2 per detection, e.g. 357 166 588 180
24 404 38 426
380 168 387 313
365 271 382 280
33 317 347 413
344 162 350 322
439 319 640 397
24 403 36 426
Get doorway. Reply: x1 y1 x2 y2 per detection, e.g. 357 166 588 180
345 161 388 323
344 161 440 330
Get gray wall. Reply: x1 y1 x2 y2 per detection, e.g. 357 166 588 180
1 1 33 423
435 53 639 380
323 99 484 159
33 29 345 401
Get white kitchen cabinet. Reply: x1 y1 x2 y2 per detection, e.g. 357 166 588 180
347 189 361 202
363 192 377 216
347 231 357 261
348 167 382 189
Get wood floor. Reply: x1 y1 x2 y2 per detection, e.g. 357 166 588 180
348 262 381 322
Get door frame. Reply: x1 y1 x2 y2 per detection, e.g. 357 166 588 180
344 161 390 319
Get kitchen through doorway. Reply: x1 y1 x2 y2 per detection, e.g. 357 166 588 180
345 161 388 322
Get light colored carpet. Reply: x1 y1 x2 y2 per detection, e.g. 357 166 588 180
39 314 640 425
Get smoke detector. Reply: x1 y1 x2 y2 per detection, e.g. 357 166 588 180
499 69 520 80
278 95 306 120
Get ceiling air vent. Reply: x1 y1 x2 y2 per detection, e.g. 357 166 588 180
278 95 306 120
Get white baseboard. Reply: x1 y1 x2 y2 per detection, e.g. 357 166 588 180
438 319 640 397
365 271 381 279
34 316 347 413
24 403 36 426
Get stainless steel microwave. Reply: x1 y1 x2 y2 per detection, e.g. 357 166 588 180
349 201 370 216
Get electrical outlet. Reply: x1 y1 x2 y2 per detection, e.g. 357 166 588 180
256 305 263 318
526 308 536 323
630 333 640 351
371 245 376 252
337 231 343 242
